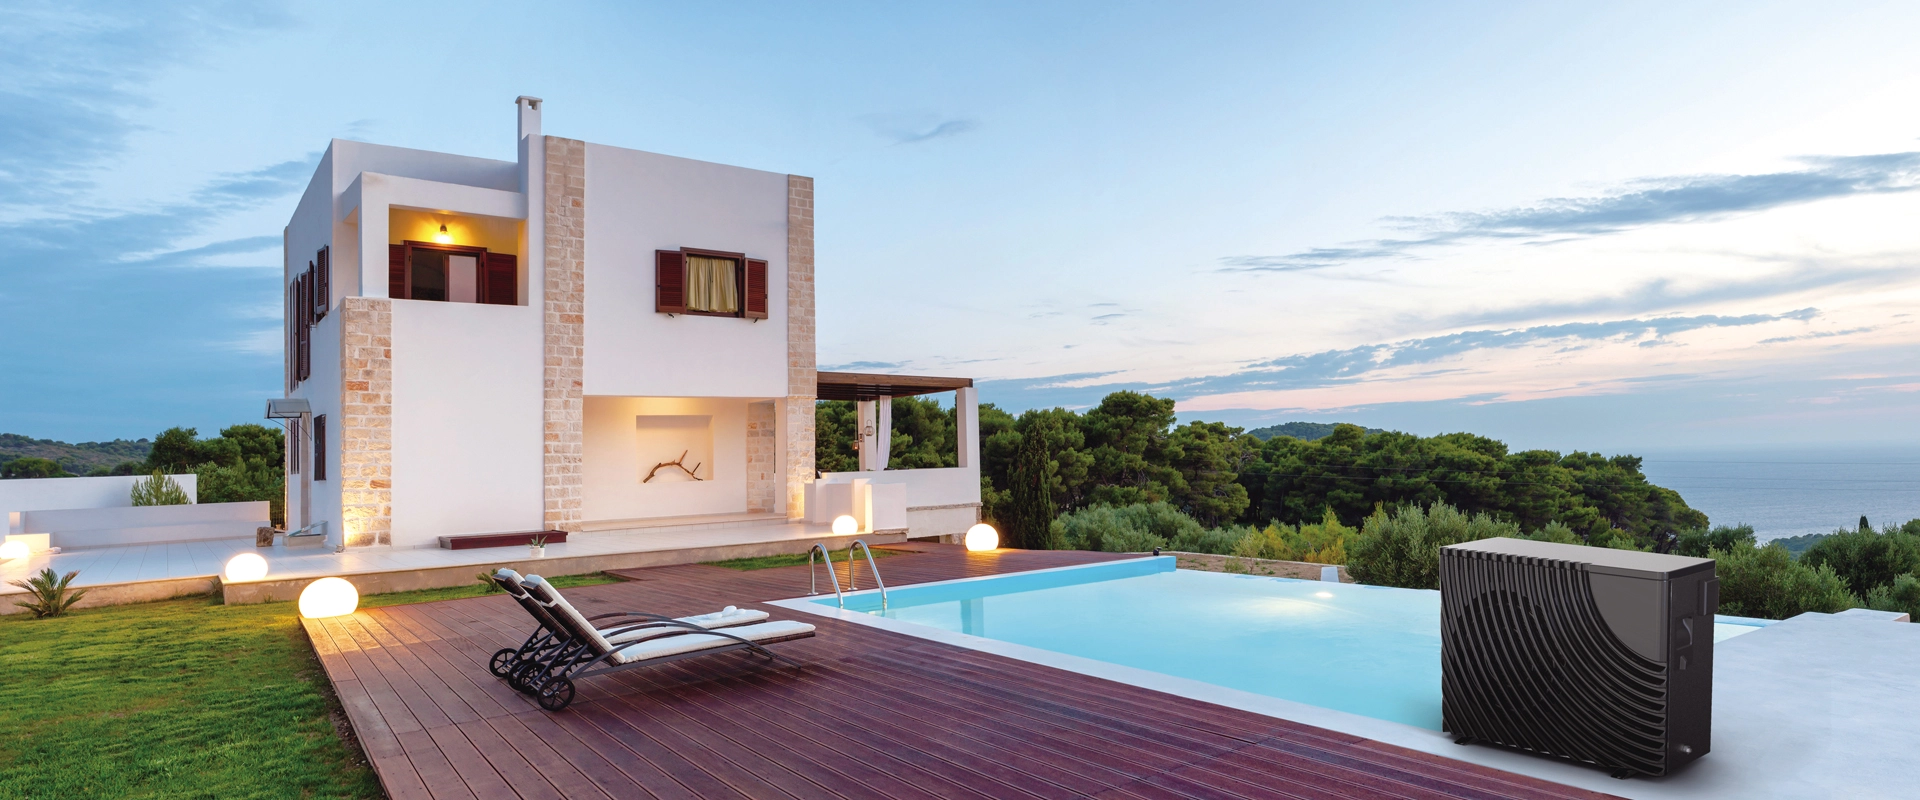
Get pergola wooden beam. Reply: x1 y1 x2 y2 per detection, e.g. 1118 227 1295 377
815 371 974 401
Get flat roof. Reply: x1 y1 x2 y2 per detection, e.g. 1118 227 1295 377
816 371 973 401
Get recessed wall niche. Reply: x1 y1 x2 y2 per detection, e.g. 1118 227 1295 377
636 415 713 482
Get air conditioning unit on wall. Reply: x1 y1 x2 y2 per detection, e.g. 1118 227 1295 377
1440 537 1718 779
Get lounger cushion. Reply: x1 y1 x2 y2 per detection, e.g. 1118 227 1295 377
611 620 815 664
602 608 771 645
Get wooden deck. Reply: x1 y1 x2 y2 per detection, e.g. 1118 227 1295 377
303 543 1618 800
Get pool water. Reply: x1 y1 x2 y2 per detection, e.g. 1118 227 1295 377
817 557 1767 730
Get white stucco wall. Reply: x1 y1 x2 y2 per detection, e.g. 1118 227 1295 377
389 300 544 547
1 474 199 525
583 396 757 520
581 144 789 398
303 310 344 538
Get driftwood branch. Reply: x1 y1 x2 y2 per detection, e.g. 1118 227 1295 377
644 450 704 483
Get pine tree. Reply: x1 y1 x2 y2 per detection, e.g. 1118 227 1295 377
1007 422 1057 549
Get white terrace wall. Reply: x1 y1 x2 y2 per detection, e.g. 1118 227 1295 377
818 468 981 539
2 474 199 533
23 502 269 549
388 298 544 548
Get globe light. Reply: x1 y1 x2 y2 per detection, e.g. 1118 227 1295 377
299 577 359 619
965 523 999 552
832 515 858 536
224 552 269 583
0 540 27 561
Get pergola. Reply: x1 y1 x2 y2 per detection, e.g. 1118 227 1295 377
814 371 978 472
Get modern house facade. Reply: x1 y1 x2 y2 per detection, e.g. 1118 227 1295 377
281 97 979 551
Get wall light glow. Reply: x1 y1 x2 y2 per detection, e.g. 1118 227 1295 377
434 223 453 244
0 541 28 561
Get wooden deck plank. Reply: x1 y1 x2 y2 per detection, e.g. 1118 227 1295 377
308 543 1618 800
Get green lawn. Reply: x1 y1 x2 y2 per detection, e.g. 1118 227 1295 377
703 546 908 571
0 571 620 799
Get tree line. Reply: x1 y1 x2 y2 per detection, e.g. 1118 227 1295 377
816 390 1707 550
1 425 286 527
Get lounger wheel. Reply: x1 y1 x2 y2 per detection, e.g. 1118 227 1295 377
489 649 519 678
509 661 544 694
536 677 575 712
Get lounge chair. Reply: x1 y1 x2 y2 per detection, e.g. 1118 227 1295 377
516 574 814 711
487 569 767 689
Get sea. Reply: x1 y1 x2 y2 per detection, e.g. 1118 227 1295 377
1635 446 1920 544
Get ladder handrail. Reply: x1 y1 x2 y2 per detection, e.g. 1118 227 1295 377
807 543 844 607
847 540 888 611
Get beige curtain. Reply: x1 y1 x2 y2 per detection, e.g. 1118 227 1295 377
686 255 739 313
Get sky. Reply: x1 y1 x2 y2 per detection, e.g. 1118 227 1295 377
3 0 1919 453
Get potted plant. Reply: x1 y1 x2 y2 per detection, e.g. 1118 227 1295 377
528 534 548 559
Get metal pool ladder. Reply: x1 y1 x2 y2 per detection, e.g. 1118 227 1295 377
806 540 888 610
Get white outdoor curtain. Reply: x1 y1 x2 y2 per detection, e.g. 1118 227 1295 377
686 255 739 313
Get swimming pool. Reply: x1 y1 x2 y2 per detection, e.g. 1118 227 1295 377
805 557 1770 730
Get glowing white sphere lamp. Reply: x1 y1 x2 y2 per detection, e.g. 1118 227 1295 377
0 540 28 561
224 552 269 583
832 515 858 536
965 523 999 552
299 577 360 619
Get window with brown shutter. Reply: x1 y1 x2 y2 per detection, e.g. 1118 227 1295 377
655 250 686 313
296 271 311 382
314 246 330 321
483 253 517 305
744 258 768 320
312 414 327 481
389 244 406 299
658 248 767 319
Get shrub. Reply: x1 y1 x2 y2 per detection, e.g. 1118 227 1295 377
1866 573 1920 619
131 470 190 506
1167 524 1253 555
1053 502 1206 553
9 568 88 617
1347 503 1519 589
1233 508 1356 564
1672 524 1757 558
1713 543 1857 620
1525 521 1583 545
1 456 69 479
1799 525 1920 599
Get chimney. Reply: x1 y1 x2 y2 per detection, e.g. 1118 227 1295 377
516 96 543 141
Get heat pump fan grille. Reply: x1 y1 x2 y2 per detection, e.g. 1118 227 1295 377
1443 550 1670 776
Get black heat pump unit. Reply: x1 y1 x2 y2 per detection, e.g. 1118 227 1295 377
1440 538 1718 779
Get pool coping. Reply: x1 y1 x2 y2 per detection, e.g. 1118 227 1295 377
770 557 1657 797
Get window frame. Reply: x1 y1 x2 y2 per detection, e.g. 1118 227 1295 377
400 240 495 303
677 247 747 318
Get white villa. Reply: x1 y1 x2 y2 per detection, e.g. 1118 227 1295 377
279 97 980 552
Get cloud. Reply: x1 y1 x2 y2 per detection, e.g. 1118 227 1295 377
1221 151 1920 271
821 360 905 371
0 1 292 210
1438 263 1907 327
977 309 1821 413
1758 326 1876 344
859 112 978 145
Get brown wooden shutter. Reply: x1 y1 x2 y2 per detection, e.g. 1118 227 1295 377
314 247 330 320
744 258 768 319
483 253 517 305
312 414 327 481
296 271 311 382
655 250 686 313
389 244 407 299
286 282 296 391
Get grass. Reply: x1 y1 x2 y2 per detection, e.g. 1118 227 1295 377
0 570 621 798
703 546 909 571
